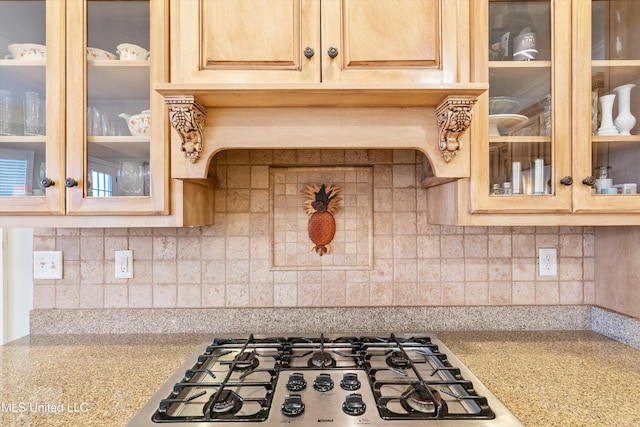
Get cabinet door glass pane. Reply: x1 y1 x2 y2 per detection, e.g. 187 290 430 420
0 0 46 197
86 0 150 198
488 1 552 196
591 0 640 195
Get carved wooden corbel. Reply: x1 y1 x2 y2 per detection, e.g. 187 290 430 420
434 95 477 163
165 96 208 163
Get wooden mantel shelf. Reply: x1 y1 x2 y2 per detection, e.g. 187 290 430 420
154 82 488 108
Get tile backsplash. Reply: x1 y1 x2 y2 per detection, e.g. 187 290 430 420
32 149 595 309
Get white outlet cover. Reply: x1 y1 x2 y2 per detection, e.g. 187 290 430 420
33 251 63 280
115 250 134 279
538 247 558 277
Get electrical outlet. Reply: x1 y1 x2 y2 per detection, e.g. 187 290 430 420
33 251 63 279
538 247 557 277
115 250 134 279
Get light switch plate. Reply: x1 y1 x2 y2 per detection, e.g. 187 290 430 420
33 251 63 279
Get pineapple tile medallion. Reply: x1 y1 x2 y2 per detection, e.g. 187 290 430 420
271 167 373 270
303 184 342 256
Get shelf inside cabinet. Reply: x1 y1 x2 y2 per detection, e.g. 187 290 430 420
0 60 46 92
87 61 149 100
87 136 150 160
592 135 640 143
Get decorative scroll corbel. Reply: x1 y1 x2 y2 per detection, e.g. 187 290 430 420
434 95 477 163
165 95 208 163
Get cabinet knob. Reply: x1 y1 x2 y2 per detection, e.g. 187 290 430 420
327 47 339 58
303 47 314 59
40 177 55 188
64 178 78 188
581 176 596 187
559 176 573 186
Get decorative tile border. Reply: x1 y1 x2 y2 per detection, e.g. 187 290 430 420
270 166 373 271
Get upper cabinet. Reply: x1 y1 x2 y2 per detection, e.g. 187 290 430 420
171 0 464 86
161 0 486 185
427 0 640 225
0 0 213 227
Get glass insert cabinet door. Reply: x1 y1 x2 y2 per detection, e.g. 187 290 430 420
0 0 64 214
473 0 572 213
488 1 553 196
572 0 640 212
68 0 149 205
66 0 166 214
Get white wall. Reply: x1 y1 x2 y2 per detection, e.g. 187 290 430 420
0 228 33 344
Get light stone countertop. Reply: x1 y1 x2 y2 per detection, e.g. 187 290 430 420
1 331 639 427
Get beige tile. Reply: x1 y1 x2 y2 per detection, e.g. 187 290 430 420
416 282 442 305
226 284 250 306
465 282 489 305
465 259 488 281
512 281 536 305
512 234 536 257
417 258 441 282
442 282 465 305
559 234 583 257
177 260 202 284
441 235 463 258
80 285 104 308
153 285 177 307
346 282 370 306
227 165 251 188
201 284 225 307
296 283 320 306
56 285 80 308
129 236 153 260
152 260 177 284
33 285 56 309
129 284 152 308
177 284 202 307
393 282 418 306
274 283 297 306
249 283 274 307
80 236 104 261
104 285 128 308
536 282 559 304
177 237 202 260
488 234 511 258
488 258 512 281
559 257 584 281
57 236 80 260
440 258 465 282
81 261 105 285
322 282 346 306
394 259 417 282
465 235 488 258
559 281 584 304
488 281 512 304
153 236 177 260
513 258 536 281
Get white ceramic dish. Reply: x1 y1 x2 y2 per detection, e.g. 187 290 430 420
5 43 46 60
87 47 117 61
489 114 529 136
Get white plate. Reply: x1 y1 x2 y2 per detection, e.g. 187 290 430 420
489 114 529 136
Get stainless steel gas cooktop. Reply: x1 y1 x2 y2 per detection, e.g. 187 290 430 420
127 333 523 426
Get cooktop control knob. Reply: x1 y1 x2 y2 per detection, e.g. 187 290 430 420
313 373 334 392
286 372 307 391
342 393 366 416
340 372 361 390
281 394 305 417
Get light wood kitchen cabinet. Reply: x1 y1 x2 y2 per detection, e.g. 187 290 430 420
427 0 640 225
0 0 213 227
171 0 464 85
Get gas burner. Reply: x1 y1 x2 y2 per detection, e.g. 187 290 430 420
308 351 336 368
386 351 411 369
203 390 243 417
401 385 447 416
231 351 259 371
